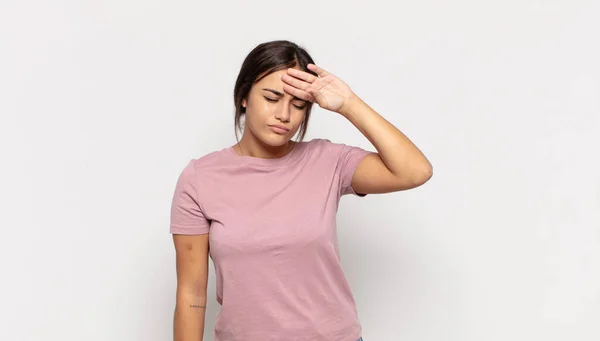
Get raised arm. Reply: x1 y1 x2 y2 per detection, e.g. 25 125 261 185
341 95 433 193
282 64 433 194
173 234 210 341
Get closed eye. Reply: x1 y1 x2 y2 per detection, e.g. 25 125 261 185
264 97 306 109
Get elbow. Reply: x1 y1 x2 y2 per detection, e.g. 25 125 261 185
411 164 433 187
177 282 208 299
392 165 432 191
423 164 433 182
176 287 208 308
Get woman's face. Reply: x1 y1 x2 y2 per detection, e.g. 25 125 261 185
241 66 309 147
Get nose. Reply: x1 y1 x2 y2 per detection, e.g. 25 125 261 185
274 103 291 123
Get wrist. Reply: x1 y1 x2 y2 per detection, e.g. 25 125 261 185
338 93 362 118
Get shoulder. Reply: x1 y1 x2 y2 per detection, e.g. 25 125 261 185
304 138 333 146
187 147 232 171
174 148 231 184
303 138 349 156
303 138 336 150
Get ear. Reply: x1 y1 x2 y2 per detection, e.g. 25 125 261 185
242 98 247 109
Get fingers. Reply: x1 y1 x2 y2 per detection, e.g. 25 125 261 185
282 84 315 102
286 63 330 82
281 73 309 91
281 74 317 102
307 63 330 77
286 67 318 83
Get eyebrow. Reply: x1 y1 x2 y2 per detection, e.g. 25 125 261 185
262 88 306 102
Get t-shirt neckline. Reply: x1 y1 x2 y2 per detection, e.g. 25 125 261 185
226 141 305 167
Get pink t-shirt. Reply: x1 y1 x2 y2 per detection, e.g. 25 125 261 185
170 138 372 341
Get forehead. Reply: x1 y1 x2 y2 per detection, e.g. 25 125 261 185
254 68 305 100
256 68 289 85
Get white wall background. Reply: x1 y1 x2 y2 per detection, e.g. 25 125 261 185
1 0 598 340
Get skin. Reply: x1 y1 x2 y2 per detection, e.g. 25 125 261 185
233 65 309 159
173 63 433 340
282 63 433 193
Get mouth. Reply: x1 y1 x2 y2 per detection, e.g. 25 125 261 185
268 125 290 134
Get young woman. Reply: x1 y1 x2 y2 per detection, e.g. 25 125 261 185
170 40 432 341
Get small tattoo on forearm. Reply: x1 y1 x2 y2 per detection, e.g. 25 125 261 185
190 304 206 309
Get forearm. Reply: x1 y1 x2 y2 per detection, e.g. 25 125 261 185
174 291 207 341
339 95 432 178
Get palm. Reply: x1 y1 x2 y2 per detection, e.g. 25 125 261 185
281 64 355 114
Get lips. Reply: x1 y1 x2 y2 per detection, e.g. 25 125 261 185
268 125 290 134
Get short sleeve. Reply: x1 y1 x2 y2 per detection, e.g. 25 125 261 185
169 160 210 235
323 140 373 197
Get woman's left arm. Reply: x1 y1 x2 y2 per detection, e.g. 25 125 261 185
282 63 433 194
339 94 433 194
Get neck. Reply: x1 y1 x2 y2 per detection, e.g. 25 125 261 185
235 135 295 159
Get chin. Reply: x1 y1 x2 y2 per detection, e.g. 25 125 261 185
260 133 292 147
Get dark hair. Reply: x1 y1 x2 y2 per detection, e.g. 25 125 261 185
233 40 318 142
